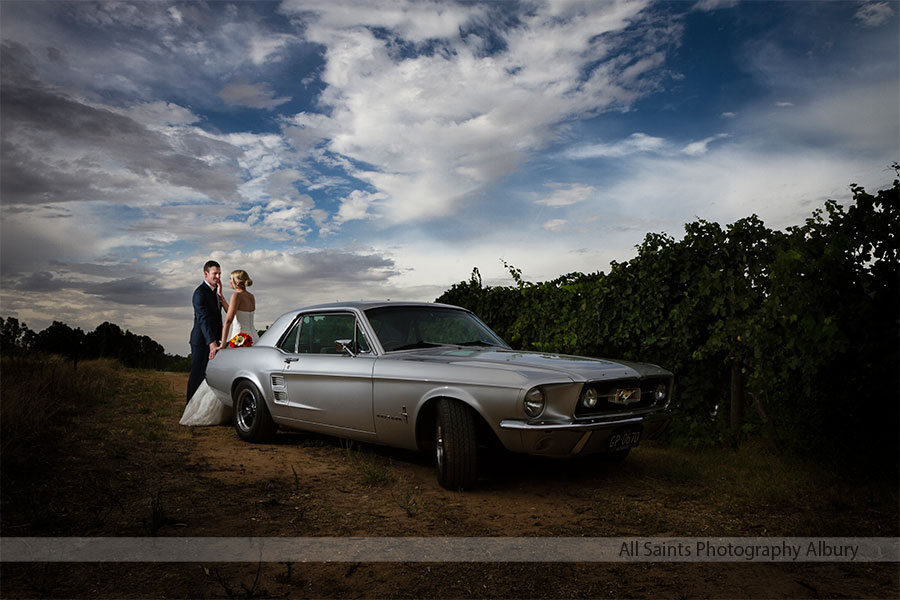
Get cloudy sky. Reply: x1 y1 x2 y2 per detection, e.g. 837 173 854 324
1 0 897 354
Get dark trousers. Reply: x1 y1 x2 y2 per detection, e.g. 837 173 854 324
186 344 209 403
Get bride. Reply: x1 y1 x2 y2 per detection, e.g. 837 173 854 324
180 269 258 426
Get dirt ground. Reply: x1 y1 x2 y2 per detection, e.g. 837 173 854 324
1 369 897 599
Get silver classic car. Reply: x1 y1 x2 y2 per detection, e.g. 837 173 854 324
205 301 675 489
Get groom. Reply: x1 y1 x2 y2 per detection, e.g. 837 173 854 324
187 260 224 403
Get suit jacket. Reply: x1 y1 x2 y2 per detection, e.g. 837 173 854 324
190 282 223 347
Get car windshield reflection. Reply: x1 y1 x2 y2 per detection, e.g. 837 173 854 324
364 306 508 352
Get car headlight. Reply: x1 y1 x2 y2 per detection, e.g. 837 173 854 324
654 382 668 403
524 387 545 418
581 386 598 408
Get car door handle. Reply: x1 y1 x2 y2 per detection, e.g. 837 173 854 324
284 357 299 363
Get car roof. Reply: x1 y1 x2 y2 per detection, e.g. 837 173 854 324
292 300 463 313
258 301 482 347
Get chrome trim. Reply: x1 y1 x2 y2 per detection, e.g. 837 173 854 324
499 408 676 432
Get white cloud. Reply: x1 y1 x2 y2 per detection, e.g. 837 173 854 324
566 131 732 160
167 6 183 25
598 147 891 234
3 0 896 358
752 80 899 155
567 130 736 161
218 81 292 110
854 1 894 27
681 133 729 156
278 0 665 224
249 33 298 65
0 1 309 108
692 0 740 11
370 226 659 315
566 132 668 159
2 245 407 354
225 132 296 179
1 205 105 274
543 219 567 232
536 184 597 207
260 206 309 235
333 190 387 226
263 169 313 206
112 101 200 127
287 0 480 43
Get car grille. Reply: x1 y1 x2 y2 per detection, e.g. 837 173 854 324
573 377 669 417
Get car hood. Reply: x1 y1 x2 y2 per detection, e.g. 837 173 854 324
388 346 671 382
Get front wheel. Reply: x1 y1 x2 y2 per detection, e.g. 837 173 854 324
435 398 478 490
233 380 278 443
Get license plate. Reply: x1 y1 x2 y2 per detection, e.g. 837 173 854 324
608 427 642 451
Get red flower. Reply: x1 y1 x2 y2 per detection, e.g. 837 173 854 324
228 332 253 348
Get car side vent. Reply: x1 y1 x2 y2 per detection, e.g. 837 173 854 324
272 375 285 387
274 391 288 403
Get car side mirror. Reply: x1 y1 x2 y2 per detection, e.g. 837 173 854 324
334 339 356 357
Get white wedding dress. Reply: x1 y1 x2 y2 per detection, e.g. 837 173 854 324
180 311 259 426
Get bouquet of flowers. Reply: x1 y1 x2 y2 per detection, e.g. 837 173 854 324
228 332 253 348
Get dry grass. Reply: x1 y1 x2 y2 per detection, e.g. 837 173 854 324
1 355 123 474
0 357 897 598
592 442 899 537
1 354 185 540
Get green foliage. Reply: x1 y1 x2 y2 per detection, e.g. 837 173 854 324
437 169 900 468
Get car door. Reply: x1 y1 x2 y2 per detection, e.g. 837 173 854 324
275 311 376 434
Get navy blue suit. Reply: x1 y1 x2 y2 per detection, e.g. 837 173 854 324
187 282 223 403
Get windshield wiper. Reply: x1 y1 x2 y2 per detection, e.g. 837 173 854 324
455 340 500 347
391 341 444 351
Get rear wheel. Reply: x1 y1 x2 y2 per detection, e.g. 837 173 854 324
435 398 478 490
233 380 278 443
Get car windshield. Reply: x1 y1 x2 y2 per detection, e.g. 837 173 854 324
364 306 509 352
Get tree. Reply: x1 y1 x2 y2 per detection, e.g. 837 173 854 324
0 317 36 352
34 321 85 368
434 169 899 467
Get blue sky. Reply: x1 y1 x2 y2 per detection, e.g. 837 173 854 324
1 0 897 354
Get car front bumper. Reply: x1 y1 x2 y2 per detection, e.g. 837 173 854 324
498 407 677 456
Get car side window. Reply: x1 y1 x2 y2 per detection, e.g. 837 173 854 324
355 322 371 354
293 313 370 355
278 317 303 353
296 316 313 353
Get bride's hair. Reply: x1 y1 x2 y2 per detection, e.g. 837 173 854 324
230 269 253 289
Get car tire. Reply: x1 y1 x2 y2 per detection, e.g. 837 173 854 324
435 398 478 490
233 380 278 443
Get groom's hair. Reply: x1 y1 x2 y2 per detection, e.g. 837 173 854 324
203 260 221 272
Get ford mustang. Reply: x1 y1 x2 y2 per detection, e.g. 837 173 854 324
205 301 675 489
